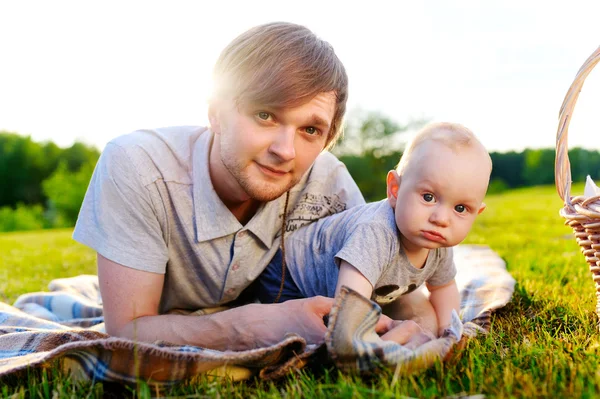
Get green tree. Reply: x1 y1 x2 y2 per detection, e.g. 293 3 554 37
0 132 100 209
334 111 425 157
489 151 526 188
0 203 45 232
523 149 555 186
42 160 96 226
333 111 427 202
62 142 101 172
567 147 600 183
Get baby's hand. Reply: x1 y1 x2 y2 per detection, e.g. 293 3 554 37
380 320 435 350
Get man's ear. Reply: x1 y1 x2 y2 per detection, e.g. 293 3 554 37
478 202 486 215
386 170 401 209
208 102 221 135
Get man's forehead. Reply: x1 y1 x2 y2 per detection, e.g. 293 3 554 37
242 91 336 109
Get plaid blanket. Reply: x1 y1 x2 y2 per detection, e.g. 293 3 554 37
0 245 514 386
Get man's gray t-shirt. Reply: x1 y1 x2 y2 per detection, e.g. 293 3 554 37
284 199 456 306
73 126 365 314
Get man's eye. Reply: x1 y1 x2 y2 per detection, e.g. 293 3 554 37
305 127 317 135
423 193 435 202
455 205 466 213
257 112 270 120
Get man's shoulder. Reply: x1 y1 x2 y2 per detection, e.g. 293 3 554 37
292 150 356 195
310 151 346 173
284 151 364 232
106 126 209 186
109 125 208 158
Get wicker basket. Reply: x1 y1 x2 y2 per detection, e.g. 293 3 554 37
556 46 600 322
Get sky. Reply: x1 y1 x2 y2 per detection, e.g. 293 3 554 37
1 1 600 153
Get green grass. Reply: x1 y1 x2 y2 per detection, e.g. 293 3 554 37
2 185 600 397
0 228 96 304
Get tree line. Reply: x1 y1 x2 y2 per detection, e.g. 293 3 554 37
1 116 599 232
337 147 600 202
0 132 99 231
333 112 600 202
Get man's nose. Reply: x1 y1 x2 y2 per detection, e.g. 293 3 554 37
269 127 296 162
429 206 450 227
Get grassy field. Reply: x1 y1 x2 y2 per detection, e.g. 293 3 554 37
2 184 600 398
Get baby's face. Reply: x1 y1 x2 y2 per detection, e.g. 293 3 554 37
392 141 490 254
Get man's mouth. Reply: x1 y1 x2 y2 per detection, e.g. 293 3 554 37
256 162 289 177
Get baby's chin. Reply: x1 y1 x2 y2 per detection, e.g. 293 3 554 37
400 236 439 252
418 238 459 250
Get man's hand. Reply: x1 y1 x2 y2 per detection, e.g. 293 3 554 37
275 297 397 346
211 296 397 350
268 296 334 346
231 297 334 348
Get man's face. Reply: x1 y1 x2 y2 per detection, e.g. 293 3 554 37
209 92 336 203
388 141 489 255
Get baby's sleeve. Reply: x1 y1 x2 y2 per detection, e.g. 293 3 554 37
334 223 395 287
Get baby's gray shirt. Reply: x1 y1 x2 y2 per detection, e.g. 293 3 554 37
283 199 456 305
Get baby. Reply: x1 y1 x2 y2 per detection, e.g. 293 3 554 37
258 122 492 341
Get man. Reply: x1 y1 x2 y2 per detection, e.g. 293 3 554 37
74 22 388 351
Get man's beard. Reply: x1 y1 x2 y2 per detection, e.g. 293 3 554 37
222 156 298 202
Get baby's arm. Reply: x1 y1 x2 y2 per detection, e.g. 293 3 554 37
427 279 460 336
335 260 374 298
336 260 430 346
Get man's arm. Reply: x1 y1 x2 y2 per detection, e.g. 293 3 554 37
427 279 460 336
99 254 335 350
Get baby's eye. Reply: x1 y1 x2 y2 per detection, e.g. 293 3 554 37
305 127 317 135
257 112 271 120
422 193 435 202
455 204 466 213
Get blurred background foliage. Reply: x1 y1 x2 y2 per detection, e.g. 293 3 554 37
0 132 99 231
2 112 600 232
333 111 600 202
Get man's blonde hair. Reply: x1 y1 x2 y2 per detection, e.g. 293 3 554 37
211 22 348 146
396 122 492 174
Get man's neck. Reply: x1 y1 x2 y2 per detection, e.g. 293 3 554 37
226 199 261 225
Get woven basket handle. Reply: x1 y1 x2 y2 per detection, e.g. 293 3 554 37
556 46 600 205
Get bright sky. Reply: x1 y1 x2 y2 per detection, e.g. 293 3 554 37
1 1 600 152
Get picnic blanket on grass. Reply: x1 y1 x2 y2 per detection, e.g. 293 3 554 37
0 245 514 386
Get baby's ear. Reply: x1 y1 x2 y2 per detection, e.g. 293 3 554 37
386 170 400 209
478 202 486 215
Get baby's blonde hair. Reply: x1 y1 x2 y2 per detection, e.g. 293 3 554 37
396 122 491 175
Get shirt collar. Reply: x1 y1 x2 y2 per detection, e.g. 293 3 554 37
192 129 282 248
